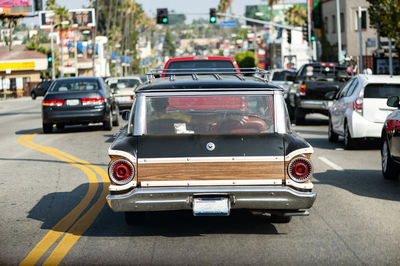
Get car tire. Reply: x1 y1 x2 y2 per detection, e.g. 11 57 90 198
124 212 147 225
56 123 65 130
31 92 36 100
112 106 120 127
344 122 355 149
43 123 53 134
294 107 305 125
103 110 113 131
381 138 399 180
270 214 292 223
328 118 339 142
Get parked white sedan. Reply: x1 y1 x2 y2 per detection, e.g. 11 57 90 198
328 74 400 149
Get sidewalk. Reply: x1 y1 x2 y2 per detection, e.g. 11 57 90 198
0 96 31 102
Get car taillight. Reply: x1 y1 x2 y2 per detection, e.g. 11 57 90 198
288 157 313 183
81 97 105 106
108 159 135 185
352 96 363 115
43 99 65 107
130 95 135 100
300 83 306 96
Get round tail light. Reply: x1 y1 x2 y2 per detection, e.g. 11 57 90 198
288 157 313 183
108 159 135 185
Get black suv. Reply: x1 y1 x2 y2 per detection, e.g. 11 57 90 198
31 80 53 99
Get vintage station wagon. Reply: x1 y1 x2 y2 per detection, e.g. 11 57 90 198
106 71 316 224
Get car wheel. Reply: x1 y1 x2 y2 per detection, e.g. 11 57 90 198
124 212 147 225
381 138 399 180
43 123 53 134
294 107 305 125
328 118 339 142
31 92 36 100
112 106 120 127
56 123 65 130
103 110 113 131
270 214 292 223
344 123 355 149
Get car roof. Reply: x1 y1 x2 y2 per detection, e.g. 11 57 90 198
166 56 236 62
55 77 101 82
136 74 281 93
358 74 400 84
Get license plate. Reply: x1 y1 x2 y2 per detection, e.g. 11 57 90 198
66 99 80 106
193 197 230 216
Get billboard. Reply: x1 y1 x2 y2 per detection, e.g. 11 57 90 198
71 9 95 28
0 0 31 16
39 11 54 28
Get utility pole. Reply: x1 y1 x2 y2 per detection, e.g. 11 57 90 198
389 38 393 76
336 0 342 63
358 7 363 73
50 24 55 79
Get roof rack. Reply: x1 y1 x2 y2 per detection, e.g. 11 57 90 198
145 67 268 82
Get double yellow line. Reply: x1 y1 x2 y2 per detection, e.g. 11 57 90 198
18 133 110 265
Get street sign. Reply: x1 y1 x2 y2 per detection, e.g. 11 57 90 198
366 38 376 48
220 21 237 27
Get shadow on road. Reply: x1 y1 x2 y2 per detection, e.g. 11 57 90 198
15 124 116 137
27 183 281 237
314 169 400 202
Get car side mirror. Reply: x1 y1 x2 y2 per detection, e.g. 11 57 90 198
325 91 338 100
121 110 130 121
387 96 400 108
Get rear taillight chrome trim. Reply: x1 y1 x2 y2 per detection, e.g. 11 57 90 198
352 97 363 115
108 158 135 185
287 156 313 183
43 99 65 107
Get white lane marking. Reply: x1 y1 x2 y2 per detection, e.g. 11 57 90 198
318 156 344 171
335 148 344 151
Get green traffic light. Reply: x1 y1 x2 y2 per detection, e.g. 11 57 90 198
210 17 216 23
162 17 168 23
48 57 52 62
311 36 315 41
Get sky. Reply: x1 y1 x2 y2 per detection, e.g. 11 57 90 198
23 0 305 26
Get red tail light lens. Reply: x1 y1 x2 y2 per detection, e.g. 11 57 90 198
43 99 65 107
352 97 363 114
81 97 105 106
288 157 313 183
300 84 306 96
130 95 135 100
108 159 135 185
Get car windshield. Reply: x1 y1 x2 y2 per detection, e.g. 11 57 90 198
144 94 274 135
50 79 99 92
167 60 235 72
364 83 400 98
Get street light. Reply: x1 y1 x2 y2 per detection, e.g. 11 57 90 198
50 20 69 79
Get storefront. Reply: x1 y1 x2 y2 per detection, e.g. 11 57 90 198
0 50 47 97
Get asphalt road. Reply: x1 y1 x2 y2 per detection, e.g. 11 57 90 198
1 97 399 266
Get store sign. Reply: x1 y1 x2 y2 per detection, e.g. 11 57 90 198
0 0 31 15
39 11 54 29
0 62 35 71
60 29 75 46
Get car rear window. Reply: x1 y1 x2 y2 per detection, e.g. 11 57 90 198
144 94 274 135
364 83 400 98
109 79 141 89
167 60 235 71
272 71 295 81
50 80 99 92
300 65 349 79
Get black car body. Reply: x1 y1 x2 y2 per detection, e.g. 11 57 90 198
106 72 316 223
42 77 119 133
381 96 400 179
31 80 53 99
288 62 350 123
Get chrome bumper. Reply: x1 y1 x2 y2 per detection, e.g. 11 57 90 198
299 99 332 110
106 186 316 212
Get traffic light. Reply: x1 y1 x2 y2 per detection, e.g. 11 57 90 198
157 8 168 24
302 22 308 42
47 51 53 69
34 0 43 11
310 30 316 41
287 29 292 44
209 8 217 23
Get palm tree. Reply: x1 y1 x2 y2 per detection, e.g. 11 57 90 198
218 0 233 16
54 5 71 77
267 0 279 68
2 17 19 51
